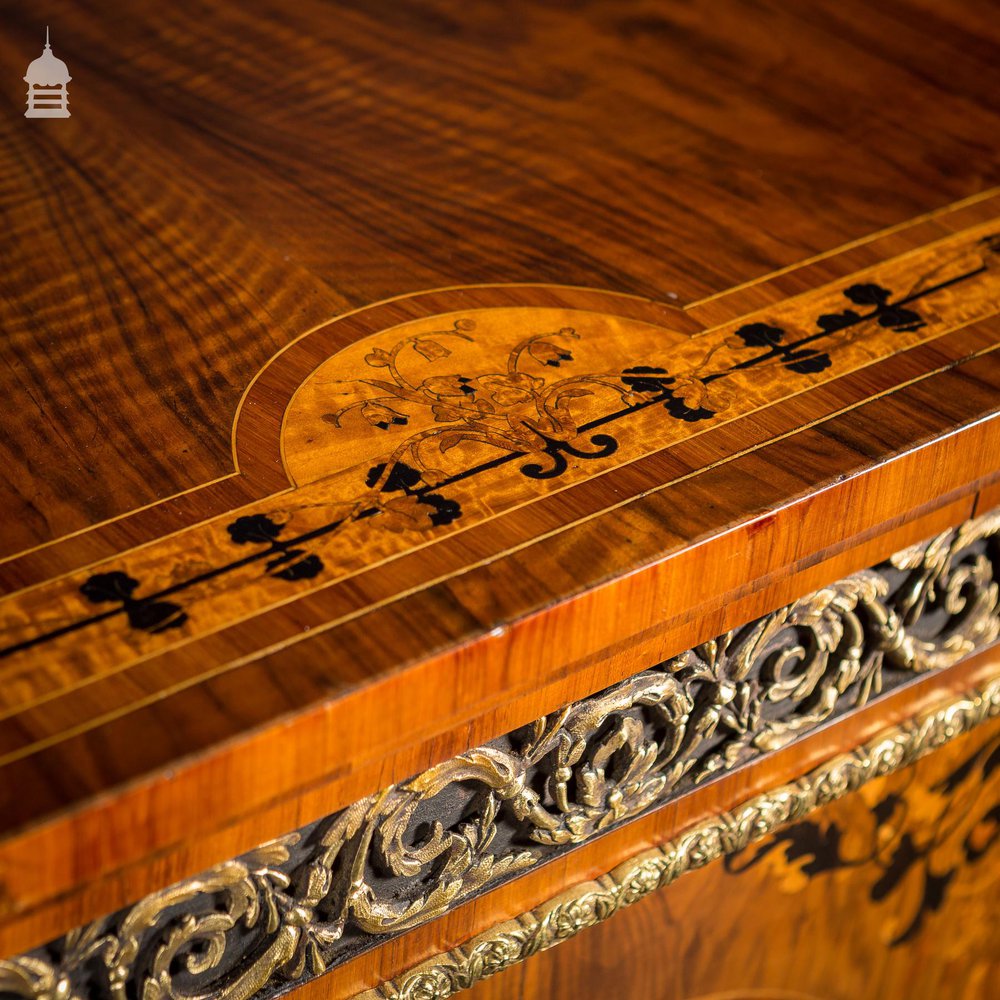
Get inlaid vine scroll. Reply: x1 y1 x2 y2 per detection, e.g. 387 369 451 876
0 226 998 707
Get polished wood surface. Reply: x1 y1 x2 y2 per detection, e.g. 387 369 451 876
2 0 1000 551
3 230 998 770
0 495 994 964
2 0 999 973
1 269 997 948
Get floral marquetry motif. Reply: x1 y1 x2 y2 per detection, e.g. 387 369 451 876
0 226 998 700
2 507 997 1000
726 727 1000 948
282 233 1000 493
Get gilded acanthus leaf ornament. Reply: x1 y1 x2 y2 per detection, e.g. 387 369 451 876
359 676 1000 1000
2 507 998 1000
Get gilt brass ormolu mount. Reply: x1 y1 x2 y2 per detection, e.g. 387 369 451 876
356 680 1000 1000
2 506 998 1000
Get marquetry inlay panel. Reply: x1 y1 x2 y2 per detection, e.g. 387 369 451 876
0 227 998 709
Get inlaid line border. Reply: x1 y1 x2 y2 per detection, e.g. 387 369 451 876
2 341 997 754
2 185 997 573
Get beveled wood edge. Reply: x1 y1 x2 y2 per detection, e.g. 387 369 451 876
351 666 1000 1000
1 506 997 983
0 448 996 948
2 186 998 579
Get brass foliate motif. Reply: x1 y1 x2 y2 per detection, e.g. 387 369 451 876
360 675 1000 1000
2 508 998 1000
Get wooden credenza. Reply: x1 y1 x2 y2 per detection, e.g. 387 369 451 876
1 3 999 998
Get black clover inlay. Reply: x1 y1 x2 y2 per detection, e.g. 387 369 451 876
621 366 674 394
80 571 188 634
732 323 785 348
228 514 325 582
366 461 464 526
365 461 423 493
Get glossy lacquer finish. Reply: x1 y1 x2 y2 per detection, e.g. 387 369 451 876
0 0 998 978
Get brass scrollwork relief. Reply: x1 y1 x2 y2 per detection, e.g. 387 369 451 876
356 674 1000 1000
2 507 998 1000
